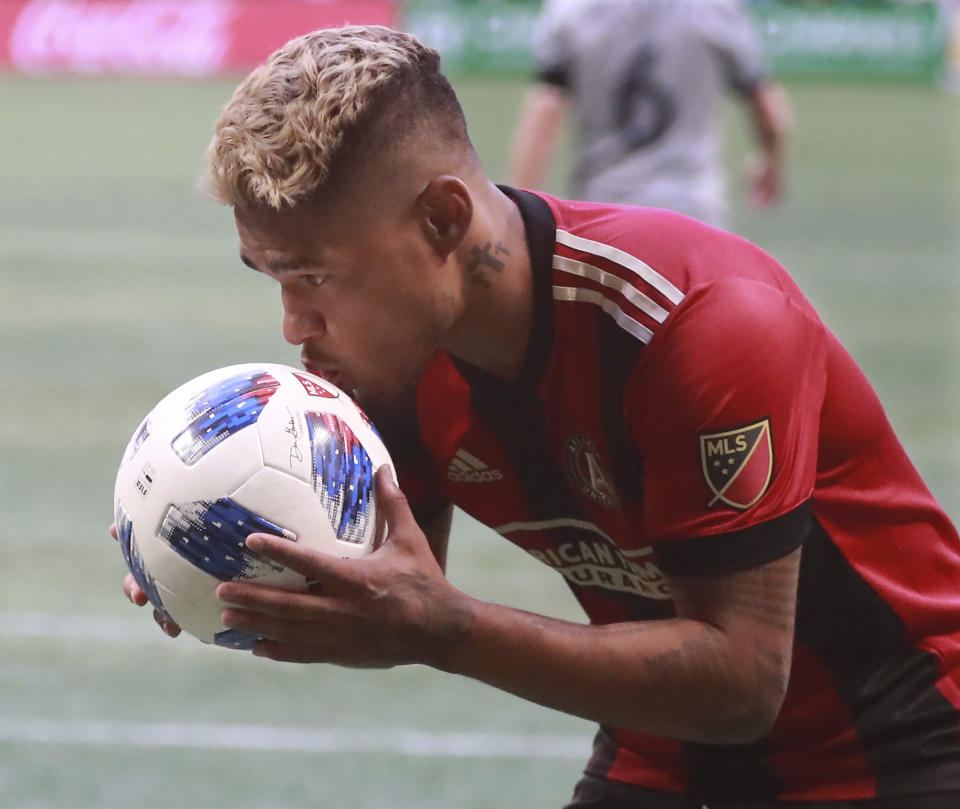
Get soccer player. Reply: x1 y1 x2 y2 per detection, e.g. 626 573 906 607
121 26 960 807
509 0 792 227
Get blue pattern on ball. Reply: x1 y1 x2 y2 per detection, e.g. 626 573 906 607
171 370 279 465
213 628 260 650
305 412 375 544
158 498 297 581
116 502 173 621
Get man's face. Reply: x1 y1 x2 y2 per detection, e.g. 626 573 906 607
235 192 461 414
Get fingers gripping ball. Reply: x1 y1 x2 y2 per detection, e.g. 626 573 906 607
113 364 393 648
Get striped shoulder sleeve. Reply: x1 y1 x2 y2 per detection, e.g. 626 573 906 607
552 228 685 344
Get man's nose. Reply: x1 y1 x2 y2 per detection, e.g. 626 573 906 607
281 290 325 346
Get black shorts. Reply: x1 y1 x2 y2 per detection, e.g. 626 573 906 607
562 774 960 809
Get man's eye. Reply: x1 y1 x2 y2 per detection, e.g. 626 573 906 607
303 275 325 287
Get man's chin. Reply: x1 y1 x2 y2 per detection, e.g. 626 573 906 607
353 376 422 446
353 381 405 417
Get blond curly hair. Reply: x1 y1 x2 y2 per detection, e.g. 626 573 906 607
204 25 467 210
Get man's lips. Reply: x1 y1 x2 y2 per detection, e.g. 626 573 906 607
301 354 328 373
302 360 351 393
303 362 335 381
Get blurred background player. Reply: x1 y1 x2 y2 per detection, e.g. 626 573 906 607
510 0 793 228
946 0 960 90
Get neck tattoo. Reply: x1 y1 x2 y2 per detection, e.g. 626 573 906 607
464 240 509 288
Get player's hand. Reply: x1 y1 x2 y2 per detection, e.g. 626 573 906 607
216 466 472 667
746 151 783 208
111 522 182 638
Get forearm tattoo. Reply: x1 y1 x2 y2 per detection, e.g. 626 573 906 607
721 565 798 634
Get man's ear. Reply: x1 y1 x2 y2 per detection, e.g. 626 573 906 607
416 176 473 258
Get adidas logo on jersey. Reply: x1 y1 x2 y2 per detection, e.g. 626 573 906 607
447 449 503 483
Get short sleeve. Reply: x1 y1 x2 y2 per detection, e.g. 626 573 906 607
701 1 771 95
532 0 574 87
628 278 826 574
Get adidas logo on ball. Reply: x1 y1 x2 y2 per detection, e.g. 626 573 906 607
447 449 503 483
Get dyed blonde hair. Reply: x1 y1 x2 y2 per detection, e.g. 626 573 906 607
204 25 467 210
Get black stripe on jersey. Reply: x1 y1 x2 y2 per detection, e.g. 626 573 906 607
583 726 621 787
793 517 960 796
682 737 781 800
653 501 811 579
595 314 646 504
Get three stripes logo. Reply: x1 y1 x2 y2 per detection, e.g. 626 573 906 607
447 449 504 484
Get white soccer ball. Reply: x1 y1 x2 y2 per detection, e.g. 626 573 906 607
113 363 392 648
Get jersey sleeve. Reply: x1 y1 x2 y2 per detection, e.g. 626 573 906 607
531 0 574 87
627 277 826 576
701 1 770 96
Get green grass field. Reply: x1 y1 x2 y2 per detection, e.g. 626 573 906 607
0 74 958 808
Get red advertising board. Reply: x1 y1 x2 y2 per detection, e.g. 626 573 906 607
0 0 397 75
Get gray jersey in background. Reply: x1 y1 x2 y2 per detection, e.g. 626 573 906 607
533 0 769 226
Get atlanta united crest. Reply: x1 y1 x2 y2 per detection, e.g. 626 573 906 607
564 434 619 508
699 419 773 510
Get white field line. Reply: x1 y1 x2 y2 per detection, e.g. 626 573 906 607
0 718 589 759
0 612 590 759
0 610 169 645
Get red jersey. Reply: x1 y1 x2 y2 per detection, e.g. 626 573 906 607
395 189 960 801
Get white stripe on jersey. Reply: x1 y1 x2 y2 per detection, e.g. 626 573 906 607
553 285 655 343
553 254 671 324
555 229 685 305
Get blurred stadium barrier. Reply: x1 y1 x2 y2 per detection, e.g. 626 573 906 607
751 0 950 80
0 0 397 75
403 0 953 80
0 0 953 80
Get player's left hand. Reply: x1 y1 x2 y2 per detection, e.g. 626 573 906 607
216 466 472 668
111 522 182 638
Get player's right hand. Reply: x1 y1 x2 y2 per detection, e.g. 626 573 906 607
216 467 470 668
111 522 182 637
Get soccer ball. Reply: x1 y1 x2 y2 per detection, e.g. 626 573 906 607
113 363 392 649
